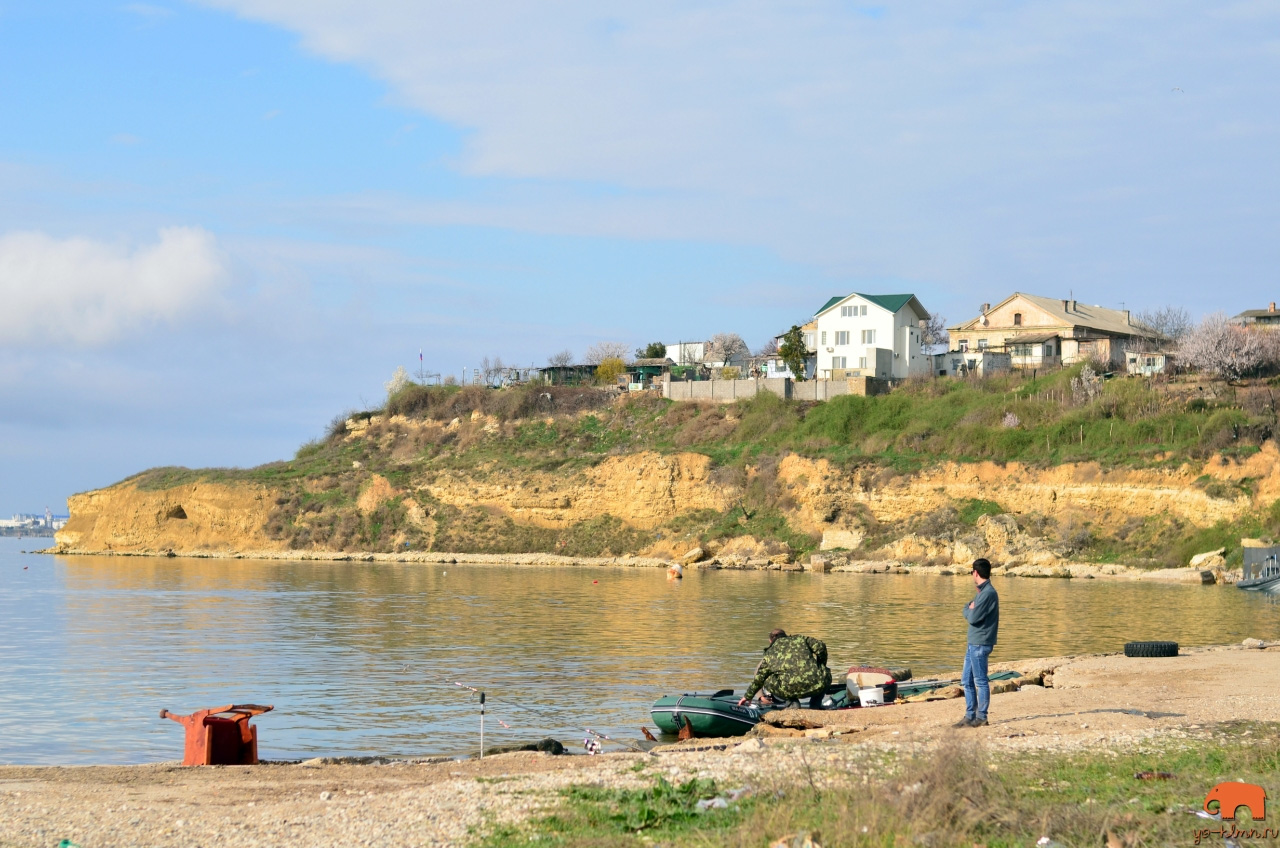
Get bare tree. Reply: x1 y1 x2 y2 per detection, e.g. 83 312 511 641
756 336 780 356
1179 313 1265 381
920 313 949 351
707 332 749 365
478 356 506 386
583 341 631 364
1134 306 1192 350
547 349 574 368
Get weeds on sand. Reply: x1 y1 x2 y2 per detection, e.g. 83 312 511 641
479 723 1280 847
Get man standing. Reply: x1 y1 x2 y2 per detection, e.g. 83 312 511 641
956 558 999 728
738 629 832 709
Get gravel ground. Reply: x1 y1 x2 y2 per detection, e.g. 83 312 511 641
3 642 1276 848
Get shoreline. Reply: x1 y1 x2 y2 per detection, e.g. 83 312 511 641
3 642 1278 846
34 544 1234 584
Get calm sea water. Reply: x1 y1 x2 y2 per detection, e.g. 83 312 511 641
2 535 1278 765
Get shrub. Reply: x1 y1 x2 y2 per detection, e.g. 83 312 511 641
595 357 627 385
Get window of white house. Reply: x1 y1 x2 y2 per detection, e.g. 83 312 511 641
860 329 876 345
820 331 827 345
858 357 867 369
835 331 850 345
832 356 847 369
1146 357 1156 367
958 339 969 352
804 333 815 348
860 305 868 316
977 338 988 350
840 305 854 317
1044 344 1054 356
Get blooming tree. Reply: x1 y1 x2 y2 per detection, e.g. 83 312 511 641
384 365 410 397
706 332 749 365
1179 313 1266 381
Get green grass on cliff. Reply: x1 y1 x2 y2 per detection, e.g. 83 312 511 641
120 367 1279 560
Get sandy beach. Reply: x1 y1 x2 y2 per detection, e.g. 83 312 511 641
2 641 1276 847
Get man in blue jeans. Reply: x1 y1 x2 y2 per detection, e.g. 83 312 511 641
956 558 999 728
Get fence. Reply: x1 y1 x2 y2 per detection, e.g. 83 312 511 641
661 377 888 403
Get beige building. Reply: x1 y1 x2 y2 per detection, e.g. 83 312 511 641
1231 302 1280 329
948 292 1158 369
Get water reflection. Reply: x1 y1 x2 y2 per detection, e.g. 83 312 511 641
2 537 1279 765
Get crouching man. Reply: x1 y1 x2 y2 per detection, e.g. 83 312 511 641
738 628 832 710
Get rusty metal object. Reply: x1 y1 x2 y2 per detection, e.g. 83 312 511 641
677 715 697 741
159 704 273 766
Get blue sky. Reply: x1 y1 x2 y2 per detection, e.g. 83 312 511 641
1 0 1278 514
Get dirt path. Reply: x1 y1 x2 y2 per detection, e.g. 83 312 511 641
2 643 1275 848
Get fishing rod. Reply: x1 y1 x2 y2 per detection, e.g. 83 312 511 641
407 667 655 757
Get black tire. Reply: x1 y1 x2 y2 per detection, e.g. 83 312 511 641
1124 641 1178 658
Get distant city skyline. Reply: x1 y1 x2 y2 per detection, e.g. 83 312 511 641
2 1 1279 515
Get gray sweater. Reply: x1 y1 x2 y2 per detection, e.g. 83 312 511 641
963 580 999 646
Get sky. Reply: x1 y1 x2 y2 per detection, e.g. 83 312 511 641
1 1 1278 514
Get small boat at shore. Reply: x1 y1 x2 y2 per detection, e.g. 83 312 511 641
1239 551 1280 591
652 669 1025 737
652 667 902 737
650 683 855 737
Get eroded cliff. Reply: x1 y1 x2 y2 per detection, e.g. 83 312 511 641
54 416 1278 570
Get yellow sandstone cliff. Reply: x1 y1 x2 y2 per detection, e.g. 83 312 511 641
53 440 1278 560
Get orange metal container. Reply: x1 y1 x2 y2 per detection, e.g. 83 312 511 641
159 704 273 766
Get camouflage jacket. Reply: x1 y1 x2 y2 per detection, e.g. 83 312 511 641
744 635 832 700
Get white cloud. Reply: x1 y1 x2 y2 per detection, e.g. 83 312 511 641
195 0 1280 297
0 227 229 346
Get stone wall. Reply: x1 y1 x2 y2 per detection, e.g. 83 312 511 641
661 377 886 402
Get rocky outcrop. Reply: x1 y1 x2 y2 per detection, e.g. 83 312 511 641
776 454 1258 535
55 481 279 554
423 451 728 529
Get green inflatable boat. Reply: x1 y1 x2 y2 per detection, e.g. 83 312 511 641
651 685 854 737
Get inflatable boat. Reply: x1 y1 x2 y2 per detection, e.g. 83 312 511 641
651 667 901 737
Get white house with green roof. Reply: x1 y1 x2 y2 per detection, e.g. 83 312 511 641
812 292 932 380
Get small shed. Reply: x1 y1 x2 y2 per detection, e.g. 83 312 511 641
934 350 1012 378
538 364 598 385
627 357 676 387
1125 351 1171 376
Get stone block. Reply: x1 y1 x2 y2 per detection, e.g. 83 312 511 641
806 554 831 573
820 528 864 551
679 547 705 565
1189 548 1226 568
